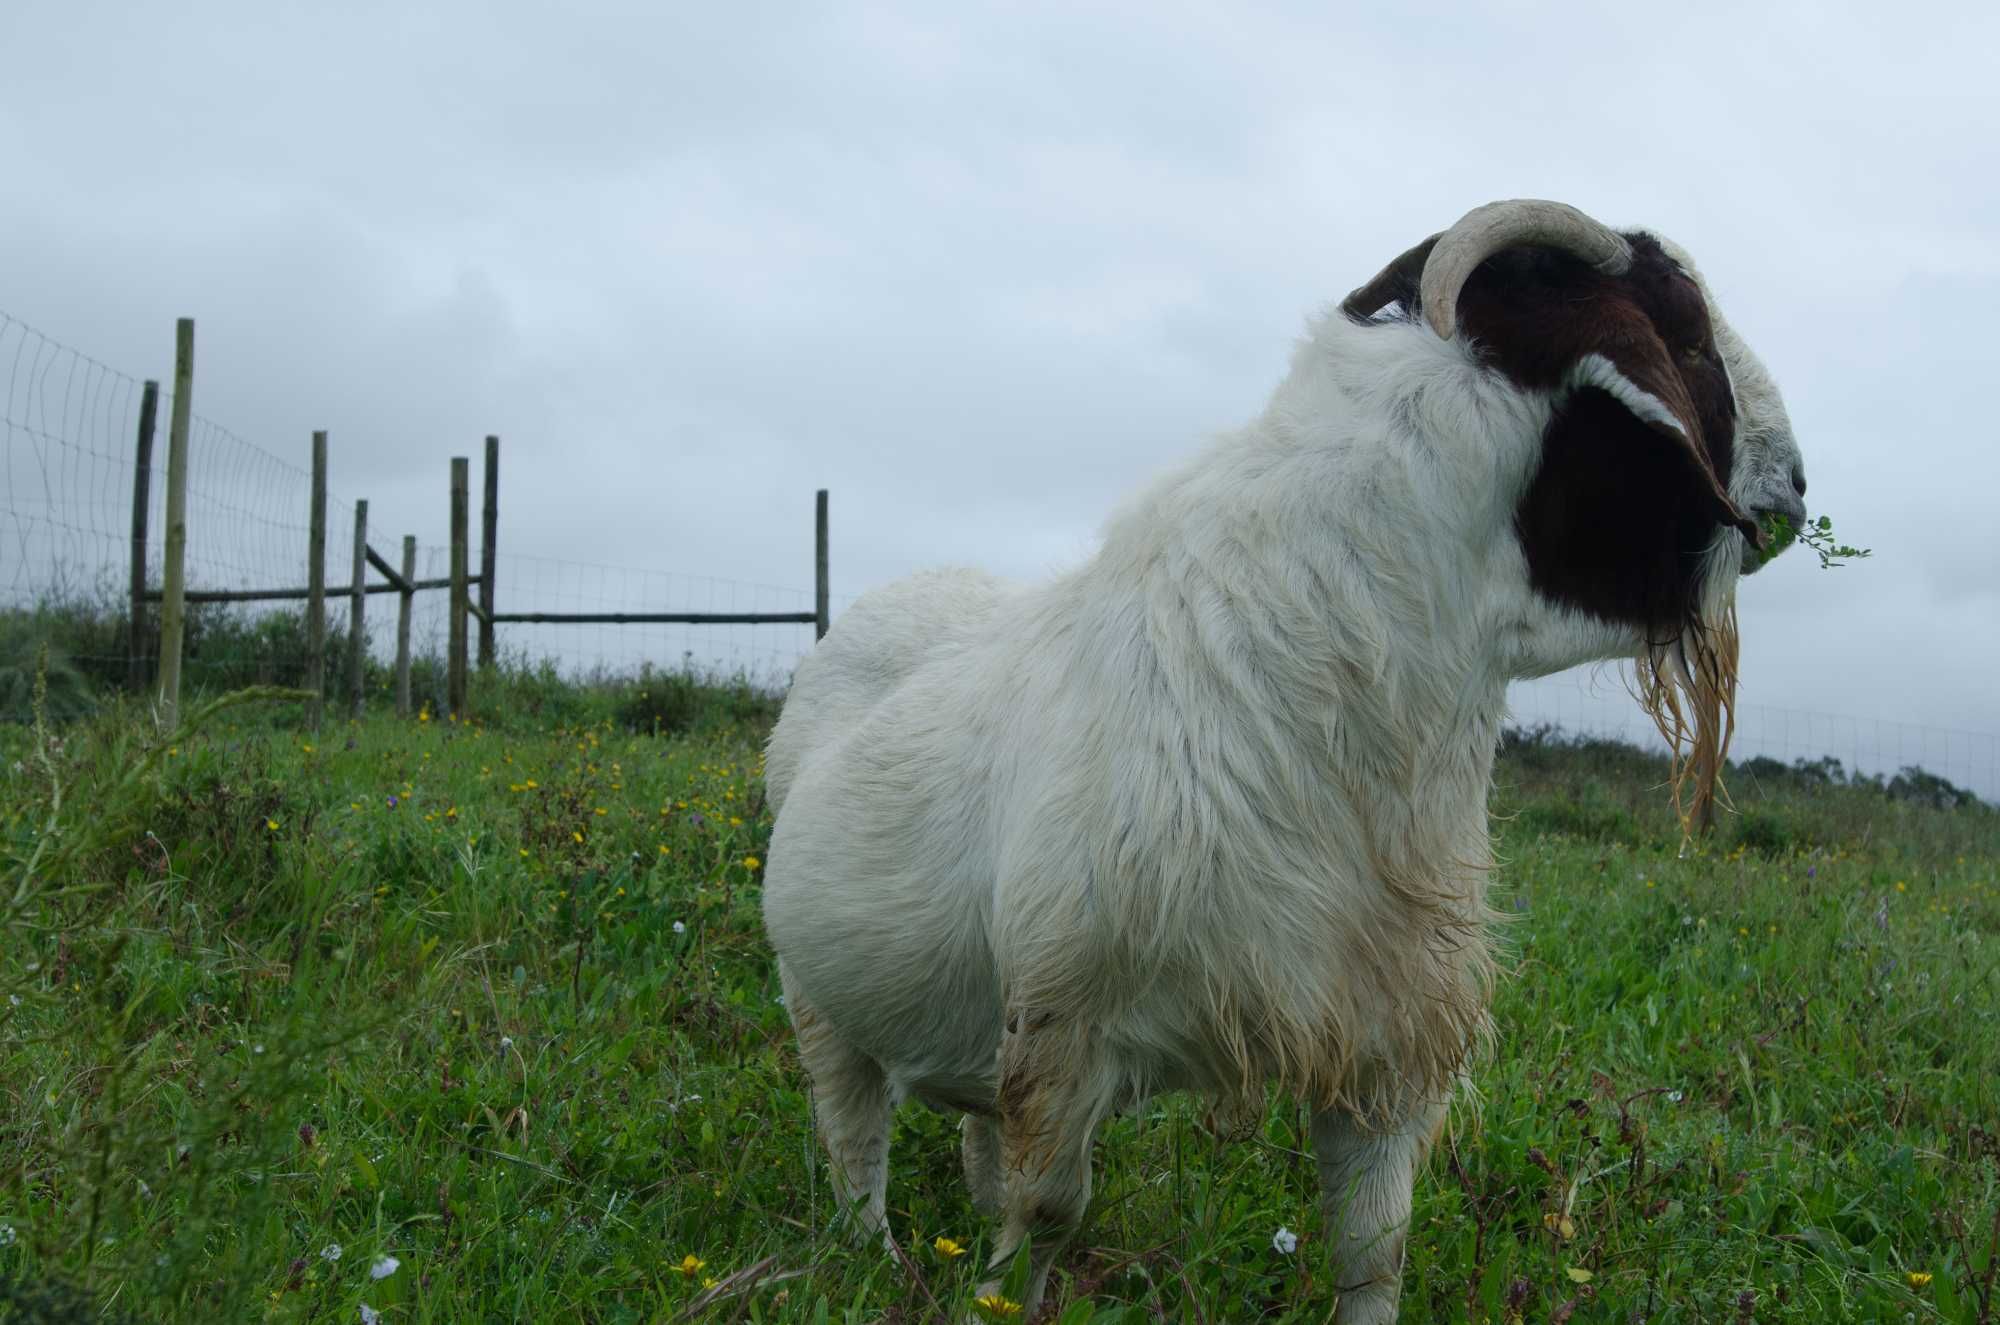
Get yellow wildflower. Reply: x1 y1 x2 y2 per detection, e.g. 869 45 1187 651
572 830 584 844
933 1236 967 1259
743 855 761 870
1908 1271 1933 1289
266 819 279 831
675 1253 705 1277
974 1295 1023 1318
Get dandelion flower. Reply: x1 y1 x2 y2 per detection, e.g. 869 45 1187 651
1272 1226 1298 1254
743 855 761 870
673 920 687 934
266 819 280 832
370 1255 399 1280
974 1294 1023 1318
572 830 584 844
676 1253 706 1277
321 1242 343 1262
1908 1271 1933 1288
934 1235 967 1259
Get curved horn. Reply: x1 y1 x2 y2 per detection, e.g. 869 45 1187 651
1419 200 1633 340
1340 234 1440 322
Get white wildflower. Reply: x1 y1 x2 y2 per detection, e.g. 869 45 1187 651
499 1036 514 1054
672 920 686 934
1273 1226 1298 1255
321 1242 343 1262
370 1254 399 1280
0 1224 16 1247
253 1043 265 1055
8 994 19 1007
1667 1090 1684 1103
359 1306 381 1325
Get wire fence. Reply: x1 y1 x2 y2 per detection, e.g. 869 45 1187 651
4 302 1995 801
2 310 369 699
406 546 847 693
1508 670 2000 805
1 306 842 722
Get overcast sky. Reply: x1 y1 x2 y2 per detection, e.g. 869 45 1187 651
4 2 1996 789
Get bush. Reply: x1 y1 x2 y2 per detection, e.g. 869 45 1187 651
613 660 781 738
1730 809 1799 857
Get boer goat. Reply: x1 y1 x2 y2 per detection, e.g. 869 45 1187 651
761 200 1807 1322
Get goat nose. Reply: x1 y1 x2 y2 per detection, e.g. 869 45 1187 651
1790 464 1807 499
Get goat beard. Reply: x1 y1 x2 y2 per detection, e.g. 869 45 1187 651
1632 592 1740 844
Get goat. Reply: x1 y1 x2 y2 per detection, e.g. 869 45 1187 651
760 200 1807 1322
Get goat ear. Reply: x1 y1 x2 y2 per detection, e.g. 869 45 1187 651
1555 333 1759 544
1451 243 1760 547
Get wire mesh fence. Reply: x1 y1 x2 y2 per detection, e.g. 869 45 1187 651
4 302 1996 802
2 306 840 725
1509 670 2000 805
2 310 371 705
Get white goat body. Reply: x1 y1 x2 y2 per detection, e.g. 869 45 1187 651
762 201 1805 1322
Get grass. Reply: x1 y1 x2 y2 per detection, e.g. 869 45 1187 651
1 673 1996 1324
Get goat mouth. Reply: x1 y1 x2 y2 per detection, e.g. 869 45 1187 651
1739 509 1801 575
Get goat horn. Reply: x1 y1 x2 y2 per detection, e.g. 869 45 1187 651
1418 199 1633 340
1340 234 1440 322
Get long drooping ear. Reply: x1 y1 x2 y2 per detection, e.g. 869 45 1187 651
1449 239 1759 551
1414 201 1757 545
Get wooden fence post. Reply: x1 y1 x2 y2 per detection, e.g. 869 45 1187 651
157 321 194 730
127 379 159 691
479 434 498 669
814 487 829 641
306 431 328 731
449 457 469 717
396 534 416 718
347 499 367 721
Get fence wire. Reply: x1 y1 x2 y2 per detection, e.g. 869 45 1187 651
4 303 1994 802
2 310 369 701
1508 670 2000 805
3 307 840 721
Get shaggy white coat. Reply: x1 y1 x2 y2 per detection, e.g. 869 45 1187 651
762 253 1803 1323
